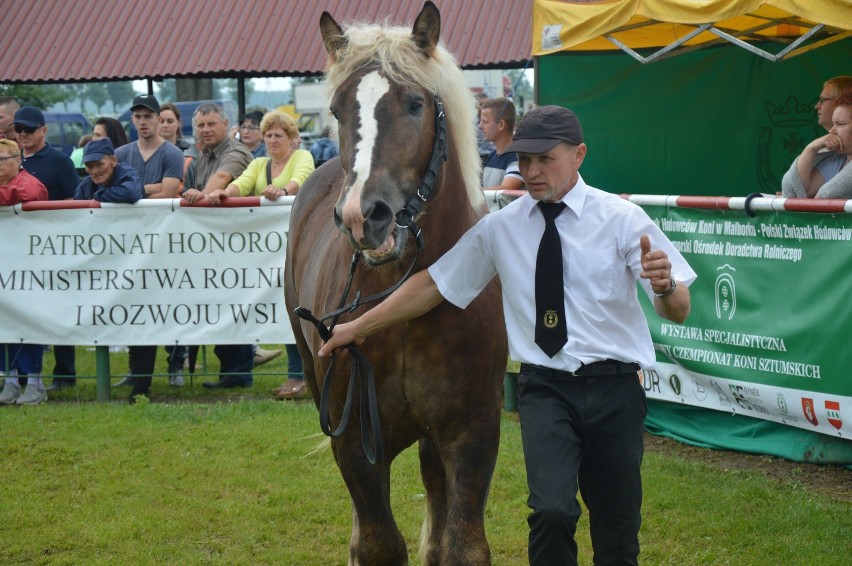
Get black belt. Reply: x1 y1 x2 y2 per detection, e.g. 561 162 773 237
520 359 640 378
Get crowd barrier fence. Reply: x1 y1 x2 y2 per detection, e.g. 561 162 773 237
3 193 850 461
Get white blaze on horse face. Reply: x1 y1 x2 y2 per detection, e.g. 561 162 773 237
341 71 390 243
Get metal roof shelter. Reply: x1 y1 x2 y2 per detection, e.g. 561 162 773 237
0 0 532 84
532 0 851 64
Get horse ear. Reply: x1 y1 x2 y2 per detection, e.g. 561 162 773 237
411 1 441 56
320 11 347 61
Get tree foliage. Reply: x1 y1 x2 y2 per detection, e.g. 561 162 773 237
215 78 255 102
292 75 323 84
106 81 137 113
85 83 109 114
156 79 177 102
0 84 70 109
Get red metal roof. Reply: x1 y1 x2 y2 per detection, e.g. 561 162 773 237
1 0 532 84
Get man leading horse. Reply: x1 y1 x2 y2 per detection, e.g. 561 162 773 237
321 104 696 565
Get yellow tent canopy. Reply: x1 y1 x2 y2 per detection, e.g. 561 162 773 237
533 0 852 63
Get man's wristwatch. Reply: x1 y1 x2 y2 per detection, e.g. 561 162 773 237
654 277 677 298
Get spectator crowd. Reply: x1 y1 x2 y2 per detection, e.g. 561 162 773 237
2 75 849 406
0 94 339 405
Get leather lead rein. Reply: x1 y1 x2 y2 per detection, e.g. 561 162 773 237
295 95 447 464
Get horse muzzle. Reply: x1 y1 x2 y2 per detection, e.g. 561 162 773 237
334 202 409 266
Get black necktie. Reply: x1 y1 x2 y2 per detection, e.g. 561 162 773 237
535 201 567 358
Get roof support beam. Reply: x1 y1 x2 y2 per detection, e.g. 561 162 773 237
779 31 852 60
707 23 828 62
605 24 712 64
606 18 841 65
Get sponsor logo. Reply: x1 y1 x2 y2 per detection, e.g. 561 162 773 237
801 398 818 426
825 400 842 431
711 380 732 407
668 373 682 396
729 384 769 414
777 393 789 415
776 393 799 423
715 265 737 321
730 385 754 411
692 377 707 402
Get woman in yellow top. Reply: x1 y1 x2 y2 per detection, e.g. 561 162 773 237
206 110 314 204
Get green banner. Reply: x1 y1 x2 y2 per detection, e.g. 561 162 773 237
639 205 852 439
537 38 851 196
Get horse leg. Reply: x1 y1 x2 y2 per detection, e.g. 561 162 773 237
418 436 448 566
435 421 500 565
335 439 408 565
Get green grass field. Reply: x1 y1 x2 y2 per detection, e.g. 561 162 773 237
1 347 849 564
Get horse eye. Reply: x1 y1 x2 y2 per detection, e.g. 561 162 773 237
409 101 423 115
330 107 339 121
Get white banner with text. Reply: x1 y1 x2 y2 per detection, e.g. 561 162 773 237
1 202 294 346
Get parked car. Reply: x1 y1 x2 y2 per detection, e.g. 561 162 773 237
118 99 238 142
43 112 92 156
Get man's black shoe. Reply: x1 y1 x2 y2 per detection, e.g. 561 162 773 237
202 378 251 389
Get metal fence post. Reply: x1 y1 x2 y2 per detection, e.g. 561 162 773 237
95 345 111 402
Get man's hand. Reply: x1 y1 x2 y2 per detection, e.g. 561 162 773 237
183 188 206 204
639 234 673 295
318 321 365 357
639 234 690 323
207 188 227 205
316 270 445 358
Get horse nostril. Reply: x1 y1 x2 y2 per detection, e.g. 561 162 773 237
365 201 393 227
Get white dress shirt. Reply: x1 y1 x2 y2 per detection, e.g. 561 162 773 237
428 174 696 371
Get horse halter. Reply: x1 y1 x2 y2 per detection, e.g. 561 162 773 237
295 95 448 464
393 95 448 250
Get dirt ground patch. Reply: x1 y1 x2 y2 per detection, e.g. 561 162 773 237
644 432 852 502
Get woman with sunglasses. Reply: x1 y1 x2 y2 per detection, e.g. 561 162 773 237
0 138 47 205
0 138 51 406
236 111 267 158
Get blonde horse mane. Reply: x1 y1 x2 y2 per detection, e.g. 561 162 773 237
324 21 484 209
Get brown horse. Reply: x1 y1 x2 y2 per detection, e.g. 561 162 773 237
284 2 507 565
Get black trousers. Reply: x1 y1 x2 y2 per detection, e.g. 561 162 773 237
214 344 253 385
52 345 76 385
129 345 158 393
518 362 646 566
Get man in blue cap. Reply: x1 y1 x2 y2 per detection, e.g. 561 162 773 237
75 138 144 203
14 106 77 201
14 106 80 391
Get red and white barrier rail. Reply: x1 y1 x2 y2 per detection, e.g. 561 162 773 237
10 195 294 213
5 192 852 215
494 190 852 214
